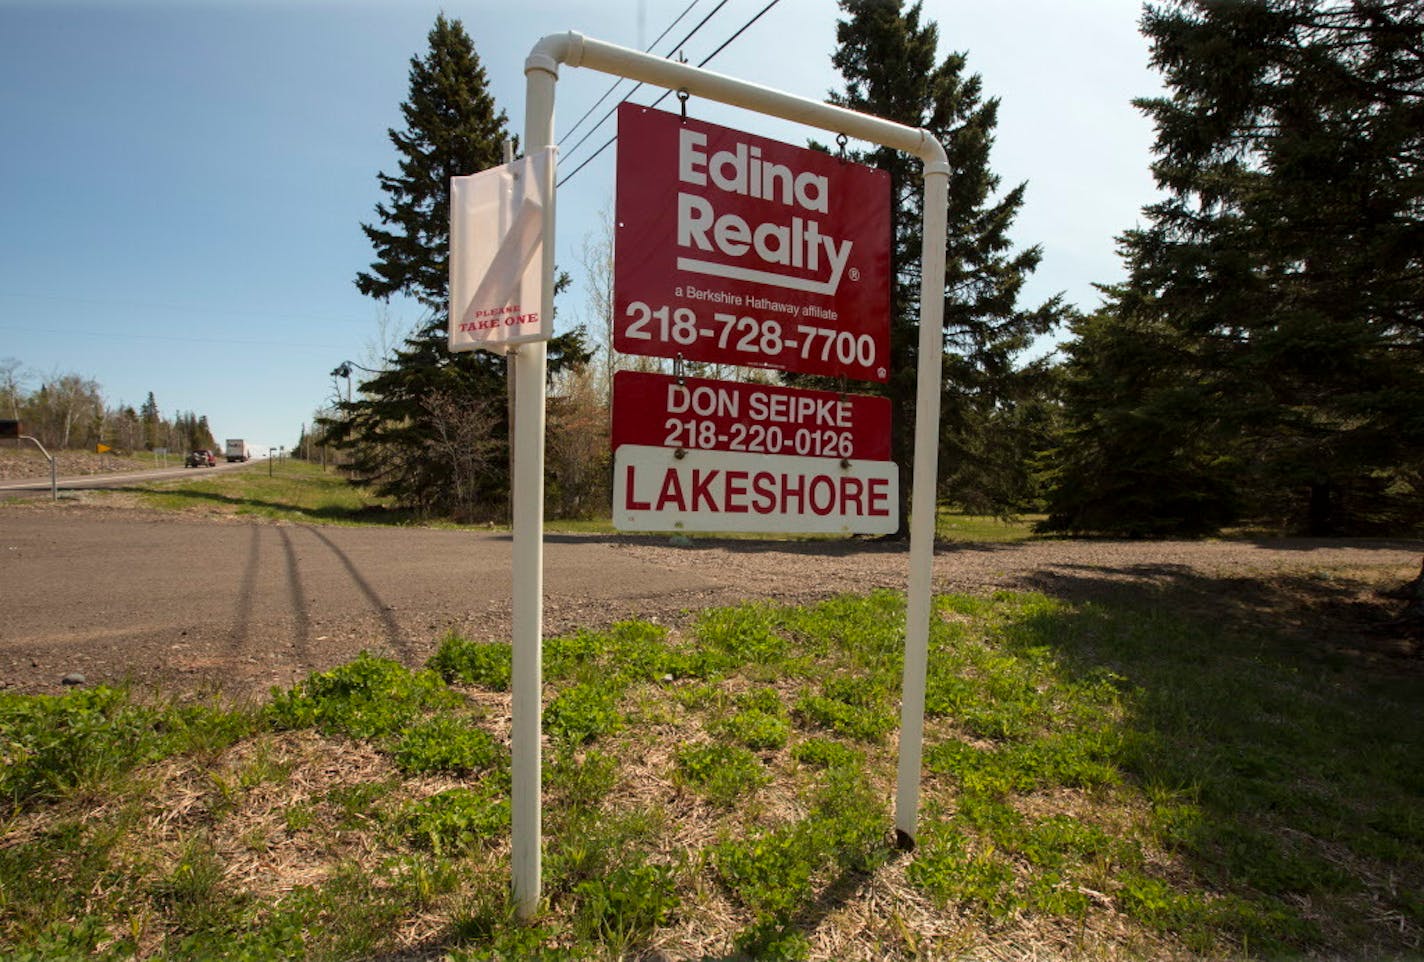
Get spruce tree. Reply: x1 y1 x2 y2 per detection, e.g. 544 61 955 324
826 0 1069 528
334 14 587 518
140 392 160 451
1046 0 1424 535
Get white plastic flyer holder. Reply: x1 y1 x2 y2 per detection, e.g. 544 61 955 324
448 146 557 352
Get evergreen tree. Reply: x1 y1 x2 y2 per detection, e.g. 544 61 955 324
1046 0 1424 535
331 14 587 518
825 0 1069 528
139 392 160 451
1041 293 1243 536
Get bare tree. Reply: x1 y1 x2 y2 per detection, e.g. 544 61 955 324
547 363 611 519
0 357 25 422
421 390 504 521
577 205 619 408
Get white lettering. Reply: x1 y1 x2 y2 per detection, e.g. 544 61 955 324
674 129 853 295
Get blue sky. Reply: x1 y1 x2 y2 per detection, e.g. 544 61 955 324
0 0 1160 454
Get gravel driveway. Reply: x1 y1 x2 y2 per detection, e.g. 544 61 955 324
2 501 1419 697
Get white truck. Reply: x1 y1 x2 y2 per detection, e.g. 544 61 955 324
224 439 251 463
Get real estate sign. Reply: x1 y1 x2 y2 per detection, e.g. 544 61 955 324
614 104 891 382
612 370 890 461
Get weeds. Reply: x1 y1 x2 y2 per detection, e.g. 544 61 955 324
2 589 1420 960
675 742 767 805
400 785 510 856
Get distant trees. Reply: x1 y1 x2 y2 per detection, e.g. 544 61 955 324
328 13 588 520
1043 0 1424 535
0 363 217 454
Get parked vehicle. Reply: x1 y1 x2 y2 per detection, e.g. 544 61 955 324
185 449 216 468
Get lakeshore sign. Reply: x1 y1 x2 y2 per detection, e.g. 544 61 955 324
614 445 897 535
448 147 556 352
613 104 891 382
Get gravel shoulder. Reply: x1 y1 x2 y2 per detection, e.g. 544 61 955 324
2 497 1419 698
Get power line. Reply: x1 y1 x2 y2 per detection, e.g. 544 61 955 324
557 0 785 189
557 0 734 172
694 0 783 67
561 0 704 145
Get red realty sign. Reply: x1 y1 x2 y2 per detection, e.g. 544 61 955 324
612 370 890 461
614 104 891 382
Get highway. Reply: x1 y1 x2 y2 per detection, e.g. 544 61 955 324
0 457 253 495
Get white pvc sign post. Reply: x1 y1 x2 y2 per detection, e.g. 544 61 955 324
516 31 948 921
449 147 556 352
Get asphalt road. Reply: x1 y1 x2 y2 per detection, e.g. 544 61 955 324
0 508 738 696
2 505 1419 697
0 458 249 495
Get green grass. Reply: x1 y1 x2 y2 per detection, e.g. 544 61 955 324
127 458 410 525
2 588 1420 960
935 508 1045 542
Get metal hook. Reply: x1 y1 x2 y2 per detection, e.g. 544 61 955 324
674 353 686 385
836 132 848 160
677 88 690 121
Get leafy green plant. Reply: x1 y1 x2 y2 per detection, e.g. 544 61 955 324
803 765 889 873
694 604 788 666
601 620 676 682
546 806 667 898
543 629 609 683
3 587 1421 960
785 591 904 668
544 681 623 746
266 652 458 739
429 634 512 690
0 687 253 807
1015 815 1116 871
400 785 510 857
150 833 235 934
392 716 501 774
712 825 817 920
906 828 1018 917
790 737 861 771
675 743 767 805
546 748 619 812
572 861 679 950
793 674 896 742
718 708 790 751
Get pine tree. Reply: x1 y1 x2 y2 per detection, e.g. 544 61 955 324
1046 0 1424 535
139 392 160 451
826 0 1069 528
332 14 587 518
